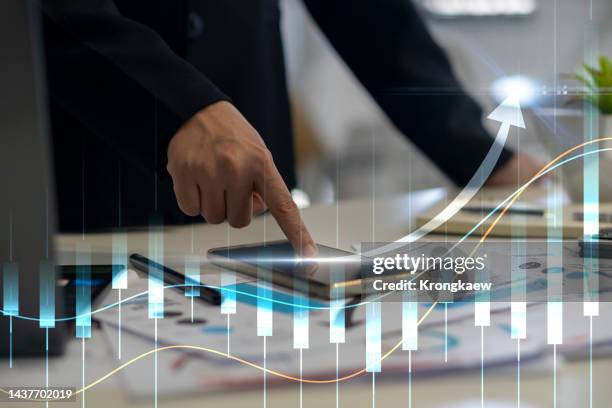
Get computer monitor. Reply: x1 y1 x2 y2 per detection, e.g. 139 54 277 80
0 0 67 356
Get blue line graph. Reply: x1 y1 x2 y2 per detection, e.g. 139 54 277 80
1 147 610 324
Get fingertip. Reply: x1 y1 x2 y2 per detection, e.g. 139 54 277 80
202 213 225 224
183 207 201 217
177 200 200 217
302 242 318 259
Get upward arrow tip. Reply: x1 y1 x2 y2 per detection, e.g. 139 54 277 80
487 95 525 129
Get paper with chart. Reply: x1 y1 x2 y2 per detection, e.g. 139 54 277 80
93 246 612 398
95 270 545 397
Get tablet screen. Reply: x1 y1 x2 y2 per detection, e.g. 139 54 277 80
209 241 364 286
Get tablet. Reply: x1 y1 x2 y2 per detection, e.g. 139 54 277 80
207 240 365 300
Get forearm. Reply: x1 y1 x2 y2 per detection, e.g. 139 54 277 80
304 0 514 186
42 0 229 172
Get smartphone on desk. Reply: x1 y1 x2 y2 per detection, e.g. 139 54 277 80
207 240 366 300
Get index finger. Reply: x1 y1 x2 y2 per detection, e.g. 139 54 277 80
255 163 317 259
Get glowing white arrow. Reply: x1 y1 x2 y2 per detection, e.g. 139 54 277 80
363 95 525 256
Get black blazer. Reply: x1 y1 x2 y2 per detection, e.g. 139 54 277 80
41 0 512 231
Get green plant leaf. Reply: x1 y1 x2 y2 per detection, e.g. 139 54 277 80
574 73 594 87
575 55 612 114
600 55 612 75
583 64 602 86
600 94 612 114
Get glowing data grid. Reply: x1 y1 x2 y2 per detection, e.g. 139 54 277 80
546 184 564 345
112 229 128 290
583 101 600 317
3 262 18 316
76 244 92 339
184 256 200 298
365 301 381 373
257 262 273 337
39 260 55 328
474 256 491 327
329 264 345 344
293 279 309 349
402 299 418 351
220 270 236 315
510 222 527 339
148 216 164 319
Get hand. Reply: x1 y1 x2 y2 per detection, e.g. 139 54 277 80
486 153 544 187
167 101 317 257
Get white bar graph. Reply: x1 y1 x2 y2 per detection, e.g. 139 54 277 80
220 270 237 315
366 302 381 373
329 265 345 344
547 301 563 345
510 302 527 340
257 264 273 337
112 230 128 290
148 218 164 319
584 301 599 317
293 302 309 349
184 256 200 297
475 301 490 327
402 301 418 351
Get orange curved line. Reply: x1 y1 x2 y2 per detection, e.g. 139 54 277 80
63 301 439 395
23 137 612 396
480 137 612 242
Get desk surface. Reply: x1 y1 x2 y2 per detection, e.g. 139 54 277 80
22 190 612 407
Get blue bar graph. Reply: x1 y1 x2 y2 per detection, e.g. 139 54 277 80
184 256 200 297
474 248 491 327
220 270 236 315
583 99 600 316
402 294 418 351
366 302 381 372
510 221 527 339
112 229 128 290
76 244 92 339
148 215 164 319
257 259 273 337
546 182 564 344
39 260 55 328
293 279 309 349
329 265 345 344
3 262 18 316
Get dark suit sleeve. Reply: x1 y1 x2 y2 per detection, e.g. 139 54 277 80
41 0 228 172
303 0 513 186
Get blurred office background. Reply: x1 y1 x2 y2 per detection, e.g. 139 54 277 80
279 0 612 204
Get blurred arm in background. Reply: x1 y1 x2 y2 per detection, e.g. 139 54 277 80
303 0 540 187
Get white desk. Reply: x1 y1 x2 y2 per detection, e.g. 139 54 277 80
8 189 612 407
